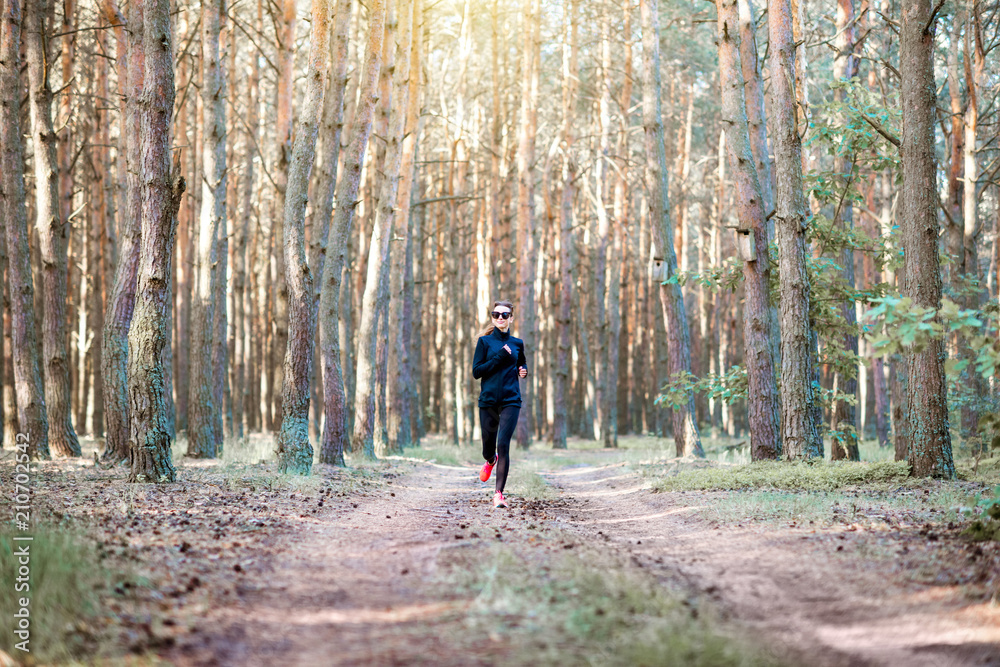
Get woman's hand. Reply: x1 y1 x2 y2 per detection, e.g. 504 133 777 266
503 344 512 355
518 367 527 378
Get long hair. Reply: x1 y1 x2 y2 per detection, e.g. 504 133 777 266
476 300 514 339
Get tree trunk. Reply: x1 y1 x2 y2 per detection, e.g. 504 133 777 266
641 0 703 458
552 0 577 451
944 9 965 279
269 0 297 433
605 1 631 449
100 0 142 464
230 26 255 441
128 0 184 483
1 0 51 461
91 15 114 438
830 0 860 461
312 0 353 463
768 0 821 459
515 0 540 450
388 0 421 452
591 6 612 446
275 0 331 474
26 0 81 456
737 0 772 214
960 7 985 438
356 0 411 458
900 1 954 479
2 253 17 448
715 0 780 460
188 0 226 459
321 0 387 463
737 0 780 377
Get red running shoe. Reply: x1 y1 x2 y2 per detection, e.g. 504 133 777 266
493 491 508 509
479 457 497 482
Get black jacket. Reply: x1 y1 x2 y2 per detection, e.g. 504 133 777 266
472 328 527 408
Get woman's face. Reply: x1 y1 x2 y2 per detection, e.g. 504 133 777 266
491 306 512 332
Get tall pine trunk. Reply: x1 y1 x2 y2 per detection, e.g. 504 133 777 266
830 0 860 461
128 0 184 482
188 0 226 458
960 8 985 438
313 0 353 463
514 0 540 450
1 0 51 460
641 0 703 458
25 0 79 456
768 0 821 459
321 0 387 462
276 0 330 474
715 0 780 460
552 0 577 450
357 0 413 458
100 0 142 464
900 0 954 479
387 0 421 452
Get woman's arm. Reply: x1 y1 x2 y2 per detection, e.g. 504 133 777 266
472 337 509 379
517 343 527 374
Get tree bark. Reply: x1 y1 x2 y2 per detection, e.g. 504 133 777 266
128 0 184 483
1 0 51 461
830 0 860 461
188 0 226 459
270 0 297 433
641 0 703 458
960 6 985 437
768 0 821 459
552 0 577 450
275 0 331 474
387 0 421 452
944 9 965 278
2 251 17 448
591 6 612 446
514 0 540 450
25 0 80 456
321 0 387 462
358 0 413 458
900 0 954 479
313 0 353 464
100 0 142 464
715 0 780 460
605 1 631 449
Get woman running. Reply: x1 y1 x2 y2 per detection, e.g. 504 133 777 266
472 300 528 509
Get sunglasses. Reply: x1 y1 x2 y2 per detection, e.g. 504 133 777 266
491 311 512 320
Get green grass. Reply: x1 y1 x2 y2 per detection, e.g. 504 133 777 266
0 526 127 663
699 486 975 526
653 460 912 493
505 468 553 500
441 543 782 666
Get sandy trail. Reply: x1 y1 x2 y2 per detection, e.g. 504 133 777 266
539 462 1000 667
169 461 527 666
168 458 1000 666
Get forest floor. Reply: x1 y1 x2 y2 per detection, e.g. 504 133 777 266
2 434 1000 666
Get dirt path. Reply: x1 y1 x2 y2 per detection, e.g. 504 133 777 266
167 458 1000 666
169 461 532 666
539 462 1000 667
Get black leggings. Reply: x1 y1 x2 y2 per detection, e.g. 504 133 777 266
480 405 519 493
